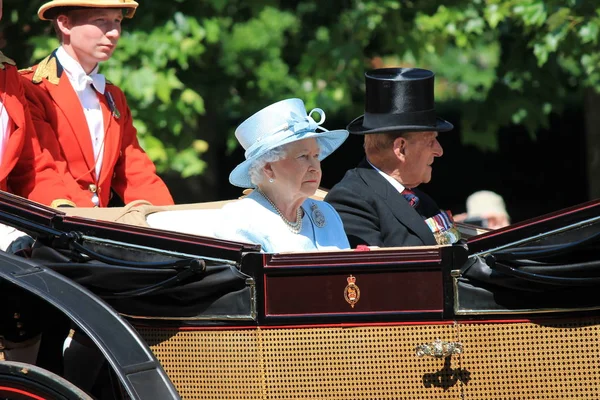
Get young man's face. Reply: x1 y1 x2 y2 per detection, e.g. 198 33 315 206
59 8 123 66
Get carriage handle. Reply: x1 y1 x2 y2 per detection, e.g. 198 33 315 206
416 338 463 358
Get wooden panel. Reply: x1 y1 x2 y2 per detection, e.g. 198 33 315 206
265 270 443 316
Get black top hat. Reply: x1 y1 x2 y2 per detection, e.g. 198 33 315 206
347 68 453 135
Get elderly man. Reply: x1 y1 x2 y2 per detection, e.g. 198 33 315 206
325 67 458 247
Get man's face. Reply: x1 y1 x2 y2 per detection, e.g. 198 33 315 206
59 9 123 66
397 131 444 188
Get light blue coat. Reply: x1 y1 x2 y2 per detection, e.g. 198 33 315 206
214 191 350 253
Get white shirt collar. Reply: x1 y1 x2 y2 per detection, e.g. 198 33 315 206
367 158 406 194
55 46 106 94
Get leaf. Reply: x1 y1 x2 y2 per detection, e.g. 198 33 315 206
579 22 599 44
546 7 570 31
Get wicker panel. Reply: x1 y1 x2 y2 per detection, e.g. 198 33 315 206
459 319 600 399
142 329 265 399
139 319 600 400
140 325 458 399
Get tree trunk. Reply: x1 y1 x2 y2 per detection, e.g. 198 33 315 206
585 88 600 200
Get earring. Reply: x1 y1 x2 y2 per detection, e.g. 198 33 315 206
269 178 274 183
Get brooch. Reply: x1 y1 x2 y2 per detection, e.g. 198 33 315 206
310 203 326 228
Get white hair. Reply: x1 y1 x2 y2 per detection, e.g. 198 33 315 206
248 145 288 186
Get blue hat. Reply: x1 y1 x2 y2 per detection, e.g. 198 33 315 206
229 98 349 188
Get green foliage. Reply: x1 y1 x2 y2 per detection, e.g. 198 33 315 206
406 0 599 149
1 0 599 172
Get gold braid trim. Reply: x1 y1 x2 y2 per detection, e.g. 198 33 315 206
32 55 60 85
50 199 76 208
0 51 16 70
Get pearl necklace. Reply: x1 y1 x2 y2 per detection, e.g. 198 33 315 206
257 188 303 234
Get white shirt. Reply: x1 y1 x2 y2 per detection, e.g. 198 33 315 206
367 158 406 194
55 47 106 179
0 97 11 166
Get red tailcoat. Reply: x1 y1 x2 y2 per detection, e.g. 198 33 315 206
0 60 72 206
20 52 174 207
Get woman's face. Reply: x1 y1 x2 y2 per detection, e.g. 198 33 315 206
267 138 322 199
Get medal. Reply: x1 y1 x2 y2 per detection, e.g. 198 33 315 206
105 91 121 119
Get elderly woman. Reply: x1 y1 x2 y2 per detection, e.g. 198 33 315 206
213 98 350 252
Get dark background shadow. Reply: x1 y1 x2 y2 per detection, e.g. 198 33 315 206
167 104 588 224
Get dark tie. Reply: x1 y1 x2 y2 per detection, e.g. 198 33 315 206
402 188 420 208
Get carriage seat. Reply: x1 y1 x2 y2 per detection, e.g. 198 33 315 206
60 189 330 234
146 208 226 237
61 199 234 239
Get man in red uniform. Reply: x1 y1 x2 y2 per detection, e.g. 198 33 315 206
0 0 76 251
0 0 76 366
0 15 73 207
0 53 74 208
21 0 174 207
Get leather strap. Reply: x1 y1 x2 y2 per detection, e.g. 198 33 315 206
0 336 5 361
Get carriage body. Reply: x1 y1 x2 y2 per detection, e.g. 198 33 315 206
1 192 598 399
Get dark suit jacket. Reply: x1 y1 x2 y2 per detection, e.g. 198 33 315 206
325 158 440 248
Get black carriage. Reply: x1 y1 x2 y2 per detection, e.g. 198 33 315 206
1 191 599 399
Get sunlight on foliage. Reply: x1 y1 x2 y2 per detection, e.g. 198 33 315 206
9 1 599 176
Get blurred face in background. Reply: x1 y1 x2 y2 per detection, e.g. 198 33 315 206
485 213 510 229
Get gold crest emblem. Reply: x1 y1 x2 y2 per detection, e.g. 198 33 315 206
343 275 360 308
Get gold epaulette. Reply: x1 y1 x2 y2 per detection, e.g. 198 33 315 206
0 51 16 70
18 67 34 75
50 199 76 208
32 55 60 85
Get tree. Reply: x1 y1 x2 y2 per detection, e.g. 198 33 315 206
1 0 599 199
